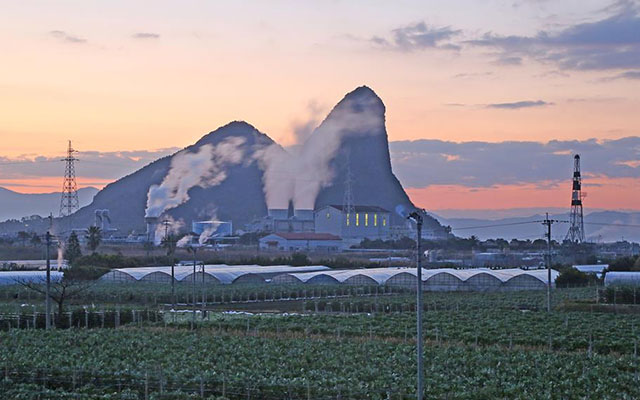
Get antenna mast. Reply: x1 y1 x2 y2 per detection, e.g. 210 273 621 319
564 154 585 243
59 140 80 218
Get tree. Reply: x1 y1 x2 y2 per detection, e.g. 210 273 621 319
161 233 177 258
86 226 102 253
64 232 82 264
17 231 30 247
555 268 595 288
17 277 95 325
30 233 42 247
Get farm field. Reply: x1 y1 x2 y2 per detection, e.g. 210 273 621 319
0 285 638 399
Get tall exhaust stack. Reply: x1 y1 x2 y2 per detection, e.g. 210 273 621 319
145 216 159 244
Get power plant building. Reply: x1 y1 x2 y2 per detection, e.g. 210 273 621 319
192 221 233 238
314 205 391 240
259 232 342 252
251 209 315 233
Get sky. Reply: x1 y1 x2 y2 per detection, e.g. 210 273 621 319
0 0 639 213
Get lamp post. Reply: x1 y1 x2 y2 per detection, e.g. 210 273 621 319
45 231 51 330
162 220 175 309
407 210 424 400
188 244 199 326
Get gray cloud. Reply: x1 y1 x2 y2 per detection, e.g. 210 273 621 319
0 148 178 186
468 5 640 73
132 32 160 39
371 22 461 52
487 100 553 109
389 137 640 188
49 30 86 44
603 70 640 80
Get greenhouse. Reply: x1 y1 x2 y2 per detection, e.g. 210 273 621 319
605 271 640 287
271 267 558 292
0 271 64 285
99 265 329 285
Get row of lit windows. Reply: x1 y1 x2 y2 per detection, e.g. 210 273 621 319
345 213 386 227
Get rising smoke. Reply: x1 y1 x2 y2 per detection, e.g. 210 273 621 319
256 92 383 210
145 137 247 218
153 215 185 246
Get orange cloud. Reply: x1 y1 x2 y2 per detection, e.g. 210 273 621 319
407 177 640 211
0 177 111 194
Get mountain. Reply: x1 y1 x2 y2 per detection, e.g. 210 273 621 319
311 86 444 232
0 187 98 222
436 210 640 242
57 121 274 234
3 86 444 236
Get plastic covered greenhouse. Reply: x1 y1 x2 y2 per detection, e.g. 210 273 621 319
605 271 640 287
0 271 64 285
271 267 558 291
99 265 329 285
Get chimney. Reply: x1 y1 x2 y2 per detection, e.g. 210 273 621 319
145 216 159 244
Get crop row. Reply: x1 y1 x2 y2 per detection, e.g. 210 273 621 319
0 328 638 399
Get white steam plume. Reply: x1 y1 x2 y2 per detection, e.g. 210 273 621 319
176 235 192 248
145 137 246 218
57 242 65 270
198 226 216 245
153 216 185 246
256 93 383 210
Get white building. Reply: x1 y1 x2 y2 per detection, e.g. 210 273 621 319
314 205 391 240
192 221 233 238
259 232 342 252
249 209 315 233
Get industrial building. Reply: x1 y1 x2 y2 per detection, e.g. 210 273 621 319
314 205 391 240
259 232 342 252
249 209 315 233
192 221 233 238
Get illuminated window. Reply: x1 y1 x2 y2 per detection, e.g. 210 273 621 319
355 213 359 226
346 213 350 226
382 217 386 226
365 213 369 226
374 214 378 226
326 212 331 219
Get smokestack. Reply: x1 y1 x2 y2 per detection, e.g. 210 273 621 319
145 216 159 244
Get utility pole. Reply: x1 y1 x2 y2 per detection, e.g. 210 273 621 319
190 245 198 325
407 210 424 400
541 213 557 313
162 219 175 308
45 230 52 330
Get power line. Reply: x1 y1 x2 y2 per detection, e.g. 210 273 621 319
451 221 541 231
584 222 640 228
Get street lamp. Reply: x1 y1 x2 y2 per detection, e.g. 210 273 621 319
397 205 425 400
45 231 51 330
187 244 200 326
407 210 424 400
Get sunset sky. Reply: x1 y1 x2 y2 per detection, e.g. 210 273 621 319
1 0 639 213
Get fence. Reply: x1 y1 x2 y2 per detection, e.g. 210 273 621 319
0 308 162 330
0 366 408 400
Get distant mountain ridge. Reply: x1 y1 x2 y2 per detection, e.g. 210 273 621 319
435 210 640 242
0 187 98 222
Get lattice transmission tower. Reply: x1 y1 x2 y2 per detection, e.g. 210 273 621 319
564 154 585 243
59 140 80 218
